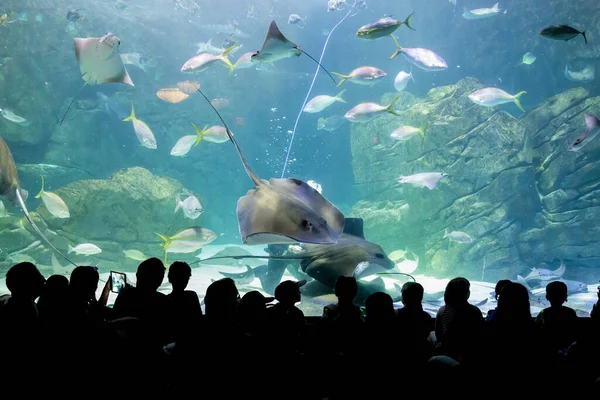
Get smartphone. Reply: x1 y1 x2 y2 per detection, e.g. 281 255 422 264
110 271 127 293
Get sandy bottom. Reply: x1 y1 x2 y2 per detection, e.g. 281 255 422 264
1 244 598 317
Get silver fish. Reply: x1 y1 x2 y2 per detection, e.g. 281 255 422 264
345 96 401 123
462 2 503 20
397 172 447 190
443 229 474 243
331 66 387 87
175 193 203 220
468 87 526 112
390 36 447 70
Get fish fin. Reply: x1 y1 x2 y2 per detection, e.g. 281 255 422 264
192 123 206 146
331 72 347 87
123 102 135 122
582 31 587 44
409 67 415 82
492 2 499 10
15 189 77 266
389 35 402 60
404 12 415 31
335 89 347 103
513 91 527 112
220 45 237 69
386 95 402 116
35 175 45 199
174 196 181 214
155 233 171 249
20 189 28 203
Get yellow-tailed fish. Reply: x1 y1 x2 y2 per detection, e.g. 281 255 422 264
123 103 158 149
35 175 70 218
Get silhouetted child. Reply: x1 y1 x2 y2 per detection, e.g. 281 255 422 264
322 276 364 324
535 280 578 354
267 279 306 331
167 261 202 341
486 279 511 321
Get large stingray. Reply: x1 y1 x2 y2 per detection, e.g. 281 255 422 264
0 136 77 266
195 218 400 289
191 88 345 245
251 20 336 83
59 32 134 125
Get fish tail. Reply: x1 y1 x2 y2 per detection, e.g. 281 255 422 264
418 123 425 137
513 91 527 112
443 228 448 238
220 45 237 69
389 35 402 60
336 89 347 103
122 103 135 122
68 244 74 254
192 123 207 146
155 233 171 249
404 12 415 31
582 31 587 44
331 72 347 87
174 197 181 214
387 95 402 116
35 175 45 199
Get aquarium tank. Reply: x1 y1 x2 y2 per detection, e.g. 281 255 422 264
0 0 599 317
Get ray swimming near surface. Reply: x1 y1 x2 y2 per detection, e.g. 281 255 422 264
59 32 134 126
251 20 336 83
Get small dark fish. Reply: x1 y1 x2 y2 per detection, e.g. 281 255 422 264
66 9 84 22
540 25 587 44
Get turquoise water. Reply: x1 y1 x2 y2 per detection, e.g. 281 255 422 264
0 0 599 315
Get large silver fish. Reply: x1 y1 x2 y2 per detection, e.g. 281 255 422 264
390 36 448 70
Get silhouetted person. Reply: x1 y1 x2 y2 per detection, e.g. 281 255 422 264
37 274 69 336
486 279 511 321
396 282 435 366
434 277 484 364
322 276 364 324
167 261 202 342
535 280 578 355
0 262 45 394
112 258 174 350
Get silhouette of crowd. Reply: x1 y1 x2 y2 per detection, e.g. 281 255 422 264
1 258 599 399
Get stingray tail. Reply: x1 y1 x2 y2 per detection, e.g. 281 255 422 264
192 254 306 266
15 189 78 267
192 86 262 186
59 81 88 126
301 49 336 83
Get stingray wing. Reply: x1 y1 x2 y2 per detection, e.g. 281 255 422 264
268 178 345 236
236 180 344 245
74 37 134 86
257 20 298 59
236 188 300 245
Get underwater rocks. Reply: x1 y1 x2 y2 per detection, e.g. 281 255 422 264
351 77 540 281
0 167 216 274
517 87 600 275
